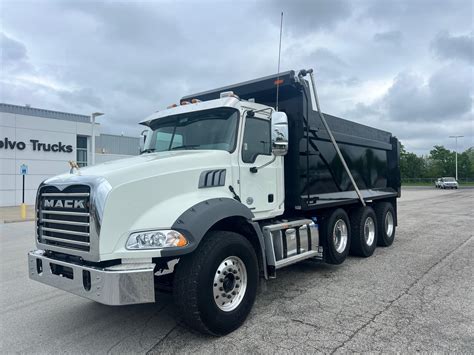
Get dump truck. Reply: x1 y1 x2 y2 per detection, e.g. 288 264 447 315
28 69 400 335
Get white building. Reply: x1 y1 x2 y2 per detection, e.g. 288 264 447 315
0 103 139 207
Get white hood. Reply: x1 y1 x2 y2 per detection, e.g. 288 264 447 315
53 150 232 187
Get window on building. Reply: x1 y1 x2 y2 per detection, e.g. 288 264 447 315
241 117 271 163
77 136 88 167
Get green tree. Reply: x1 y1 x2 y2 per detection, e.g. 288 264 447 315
459 147 474 179
399 143 473 181
400 144 426 179
429 145 455 177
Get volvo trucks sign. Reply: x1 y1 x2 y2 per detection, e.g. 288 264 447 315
0 137 73 153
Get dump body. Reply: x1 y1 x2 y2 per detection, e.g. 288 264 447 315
183 70 401 212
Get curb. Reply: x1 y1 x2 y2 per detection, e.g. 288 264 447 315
3 218 35 224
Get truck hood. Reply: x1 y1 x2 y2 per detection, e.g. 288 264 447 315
48 150 232 187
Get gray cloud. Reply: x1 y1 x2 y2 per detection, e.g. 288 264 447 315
374 31 402 45
259 0 352 33
312 48 347 67
383 65 472 122
0 33 27 62
0 32 33 73
346 64 472 123
1 0 473 154
58 88 103 108
431 31 474 64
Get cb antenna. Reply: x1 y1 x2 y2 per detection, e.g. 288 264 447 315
275 11 283 111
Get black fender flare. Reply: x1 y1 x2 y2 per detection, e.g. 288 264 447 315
161 198 267 277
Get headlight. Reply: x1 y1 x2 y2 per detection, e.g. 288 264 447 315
126 230 188 250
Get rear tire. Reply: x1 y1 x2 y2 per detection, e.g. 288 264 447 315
349 206 377 257
322 208 351 265
375 202 396 247
173 231 258 336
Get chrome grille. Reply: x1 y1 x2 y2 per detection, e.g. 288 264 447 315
37 185 91 252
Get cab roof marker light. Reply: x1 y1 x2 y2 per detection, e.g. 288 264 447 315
191 99 201 103
167 104 178 109
180 101 191 105
220 91 240 99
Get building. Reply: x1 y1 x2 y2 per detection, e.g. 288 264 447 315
0 103 140 207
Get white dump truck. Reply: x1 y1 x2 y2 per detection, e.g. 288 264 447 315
28 69 400 335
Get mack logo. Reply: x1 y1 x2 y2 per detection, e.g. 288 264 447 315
44 199 86 209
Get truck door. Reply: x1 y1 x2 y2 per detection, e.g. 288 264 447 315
238 114 279 218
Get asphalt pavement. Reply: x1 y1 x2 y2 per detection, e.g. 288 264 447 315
1 188 473 353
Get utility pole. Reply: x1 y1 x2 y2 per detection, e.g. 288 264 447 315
449 135 463 180
91 112 104 165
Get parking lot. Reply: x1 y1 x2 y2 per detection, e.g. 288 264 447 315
1 187 473 354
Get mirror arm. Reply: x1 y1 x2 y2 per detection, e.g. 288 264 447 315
250 155 277 173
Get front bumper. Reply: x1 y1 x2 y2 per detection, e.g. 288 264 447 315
28 250 156 305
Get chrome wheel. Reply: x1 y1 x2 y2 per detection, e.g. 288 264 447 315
212 256 247 312
385 211 394 238
333 219 348 253
364 216 376 246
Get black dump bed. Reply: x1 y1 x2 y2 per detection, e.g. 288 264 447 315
183 70 400 211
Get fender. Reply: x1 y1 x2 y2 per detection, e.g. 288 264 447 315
160 198 268 278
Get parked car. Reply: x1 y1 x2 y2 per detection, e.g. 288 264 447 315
434 178 442 188
438 177 459 189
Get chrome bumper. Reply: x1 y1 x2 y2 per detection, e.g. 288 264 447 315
28 250 156 305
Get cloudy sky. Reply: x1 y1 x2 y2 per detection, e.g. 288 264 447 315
1 0 473 154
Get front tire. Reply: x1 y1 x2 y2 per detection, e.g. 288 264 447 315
322 208 351 265
173 231 258 336
349 206 377 257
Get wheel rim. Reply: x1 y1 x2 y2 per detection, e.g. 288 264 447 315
385 211 394 238
364 216 375 246
333 219 348 253
212 256 247 312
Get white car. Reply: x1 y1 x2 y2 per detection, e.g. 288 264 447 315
438 177 459 189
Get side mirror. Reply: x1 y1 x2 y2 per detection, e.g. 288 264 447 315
139 129 148 153
271 112 289 156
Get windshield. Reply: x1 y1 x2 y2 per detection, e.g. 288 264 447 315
444 177 456 182
144 107 239 153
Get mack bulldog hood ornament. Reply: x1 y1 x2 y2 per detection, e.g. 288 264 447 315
68 160 80 174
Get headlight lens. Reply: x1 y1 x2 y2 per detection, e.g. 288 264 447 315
126 230 187 250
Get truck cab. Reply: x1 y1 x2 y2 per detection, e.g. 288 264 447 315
140 95 286 220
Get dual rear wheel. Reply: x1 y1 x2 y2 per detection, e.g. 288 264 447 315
323 202 396 264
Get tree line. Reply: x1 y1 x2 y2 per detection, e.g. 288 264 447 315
400 145 474 181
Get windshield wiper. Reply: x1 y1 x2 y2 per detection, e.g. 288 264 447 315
140 148 156 155
170 145 201 150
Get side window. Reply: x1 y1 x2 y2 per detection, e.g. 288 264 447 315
242 117 271 163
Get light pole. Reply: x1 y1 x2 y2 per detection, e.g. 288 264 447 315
449 135 463 181
91 112 104 165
